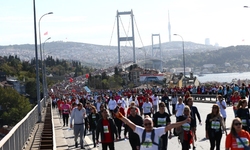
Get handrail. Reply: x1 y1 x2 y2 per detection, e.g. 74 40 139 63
50 100 56 150
0 99 44 150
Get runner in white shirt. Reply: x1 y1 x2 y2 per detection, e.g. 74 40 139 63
118 97 127 109
114 110 190 150
142 98 153 117
151 94 159 114
129 96 139 107
108 97 117 118
175 97 185 120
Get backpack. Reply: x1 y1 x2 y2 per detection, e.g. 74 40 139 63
140 129 159 146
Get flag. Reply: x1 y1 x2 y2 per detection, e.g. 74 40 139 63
44 32 48 35
242 39 245 42
66 37 67 39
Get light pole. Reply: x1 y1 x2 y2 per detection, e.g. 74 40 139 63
173 34 185 86
33 0 41 122
39 12 53 107
43 37 51 101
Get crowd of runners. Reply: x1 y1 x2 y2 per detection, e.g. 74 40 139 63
50 82 250 150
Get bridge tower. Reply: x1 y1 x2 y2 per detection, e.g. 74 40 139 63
151 34 162 72
117 10 136 64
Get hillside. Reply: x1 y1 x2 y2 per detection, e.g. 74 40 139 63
0 41 219 69
166 45 250 73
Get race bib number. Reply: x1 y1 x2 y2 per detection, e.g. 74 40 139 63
92 114 96 119
165 100 168 103
157 118 166 126
141 136 152 148
242 119 247 126
140 99 143 103
63 109 68 112
211 121 220 129
104 126 109 133
236 138 249 148
182 123 190 131
234 102 238 107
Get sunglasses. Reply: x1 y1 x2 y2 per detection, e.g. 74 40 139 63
160 105 165 107
144 123 152 126
212 107 217 109
234 123 242 126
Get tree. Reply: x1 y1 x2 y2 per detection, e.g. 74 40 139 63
0 87 31 126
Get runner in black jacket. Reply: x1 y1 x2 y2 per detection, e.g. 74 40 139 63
127 106 143 150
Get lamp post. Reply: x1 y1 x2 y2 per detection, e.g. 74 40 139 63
32 0 41 122
173 34 186 86
43 37 51 100
38 12 53 107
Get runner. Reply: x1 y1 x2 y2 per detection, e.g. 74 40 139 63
216 95 227 125
127 106 143 150
161 92 172 115
137 93 145 115
118 96 127 109
153 102 171 150
88 105 100 148
61 99 70 127
175 97 185 121
236 99 250 133
114 107 191 150
225 118 250 150
187 97 202 150
114 101 125 139
70 103 86 149
151 93 159 114
175 106 195 150
96 108 118 150
171 92 178 115
231 91 241 117
205 104 227 150
108 96 117 118
142 97 153 117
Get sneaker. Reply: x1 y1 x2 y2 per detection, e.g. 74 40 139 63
193 146 196 150
75 142 78 148
81 146 85 149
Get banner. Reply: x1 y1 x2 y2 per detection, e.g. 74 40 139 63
84 86 91 93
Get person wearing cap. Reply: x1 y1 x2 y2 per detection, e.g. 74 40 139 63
137 93 145 115
129 96 139 107
114 100 125 139
70 103 86 149
118 96 127 109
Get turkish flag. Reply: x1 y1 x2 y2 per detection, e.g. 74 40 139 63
242 39 245 42
44 32 48 35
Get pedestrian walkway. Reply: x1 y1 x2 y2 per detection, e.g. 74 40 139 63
52 108 97 150
52 101 237 150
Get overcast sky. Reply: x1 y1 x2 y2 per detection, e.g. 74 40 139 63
1 0 250 47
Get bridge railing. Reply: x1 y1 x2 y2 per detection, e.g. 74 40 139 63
0 99 45 150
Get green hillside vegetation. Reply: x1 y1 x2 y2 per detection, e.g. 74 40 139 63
166 45 250 72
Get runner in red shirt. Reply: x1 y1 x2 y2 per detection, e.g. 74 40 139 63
96 109 118 149
57 99 63 117
231 91 241 117
137 93 145 115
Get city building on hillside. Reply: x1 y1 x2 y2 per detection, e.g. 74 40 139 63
243 64 249 68
183 73 200 87
130 67 144 86
203 64 216 68
170 67 192 75
120 71 129 85
205 38 210 45
169 73 184 88
0 72 6 82
0 77 26 94
225 63 231 67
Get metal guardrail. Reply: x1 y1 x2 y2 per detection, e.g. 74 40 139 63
51 104 56 150
0 99 45 150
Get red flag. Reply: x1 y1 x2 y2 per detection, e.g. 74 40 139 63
44 32 48 35
66 37 67 39
242 39 245 41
